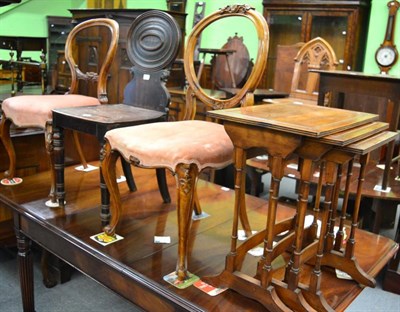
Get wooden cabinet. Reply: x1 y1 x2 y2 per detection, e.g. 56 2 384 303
262 0 371 89
68 9 186 104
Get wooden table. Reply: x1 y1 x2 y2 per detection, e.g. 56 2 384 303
206 103 399 311
52 104 166 222
1 161 398 312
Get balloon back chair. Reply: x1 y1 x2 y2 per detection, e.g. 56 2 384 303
101 4 269 282
0 18 119 207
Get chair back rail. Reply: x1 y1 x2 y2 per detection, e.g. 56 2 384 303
183 4 269 120
65 18 119 104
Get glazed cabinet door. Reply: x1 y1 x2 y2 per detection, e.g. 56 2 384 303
262 0 371 90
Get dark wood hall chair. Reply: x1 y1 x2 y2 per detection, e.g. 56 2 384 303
0 18 119 207
101 4 269 282
117 9 183 203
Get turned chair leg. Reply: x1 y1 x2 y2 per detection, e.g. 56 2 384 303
193 189 202 216
156 168 171 203
121 158 137 192
175 163 199 281
0 116 18 181
72 131 88 170
45 122 57 204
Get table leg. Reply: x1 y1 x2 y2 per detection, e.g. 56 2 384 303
260 155 285 288
325 163 343 252
285 158 313 289
320 153 375 287
302 160 336 312
345 154 367 259
277 158 318 312
16 229 35 312
334 160 353 251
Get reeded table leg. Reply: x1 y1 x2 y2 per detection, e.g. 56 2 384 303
16 229 35 312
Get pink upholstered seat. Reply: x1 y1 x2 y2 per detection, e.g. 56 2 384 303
105 120 234 171
2 94 99 128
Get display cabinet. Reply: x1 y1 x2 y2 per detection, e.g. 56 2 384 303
262 0 371 89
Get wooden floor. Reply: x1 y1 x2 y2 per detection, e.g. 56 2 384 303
0 161 398 311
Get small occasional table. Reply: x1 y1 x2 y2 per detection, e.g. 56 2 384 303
52 104 166 222
206 102 398 311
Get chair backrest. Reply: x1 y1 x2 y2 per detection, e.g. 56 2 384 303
273 42 304 93
183 4 269 120
213 33 252 89
122 10 181 114
290 37 338 101
65 18 119 104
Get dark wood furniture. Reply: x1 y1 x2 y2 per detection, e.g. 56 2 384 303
2 160 398 311
316 69 400 233
68 9 186 104
206 102 398 311
262 0 371 90
0 36 46 61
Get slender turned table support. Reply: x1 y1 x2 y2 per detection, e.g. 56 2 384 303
205 103 398 311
